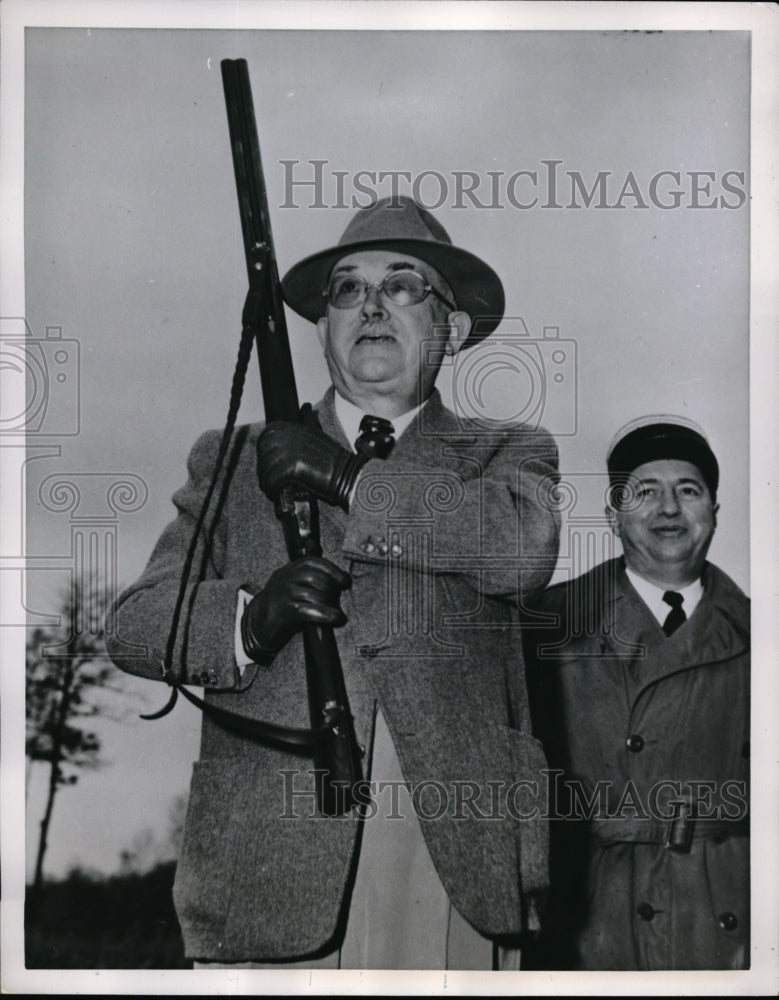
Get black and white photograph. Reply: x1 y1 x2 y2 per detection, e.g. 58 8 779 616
1 1 777 994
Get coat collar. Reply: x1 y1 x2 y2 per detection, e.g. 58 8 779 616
600 558 749 695
314 385 456 462
311 386 455 539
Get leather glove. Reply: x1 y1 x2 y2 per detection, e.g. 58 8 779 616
256 421 367 510
240 556 352 664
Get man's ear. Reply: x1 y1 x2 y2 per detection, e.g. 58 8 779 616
443 311 472 356
316 316 328 349
605 504 620 538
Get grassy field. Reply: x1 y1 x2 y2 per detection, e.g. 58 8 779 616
25 861 190 969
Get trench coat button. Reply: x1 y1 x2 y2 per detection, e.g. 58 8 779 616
362 540 376 554
378 542 389 555
718 912 738 931
636 902 656 921
626 734 645 753
390 543 403 556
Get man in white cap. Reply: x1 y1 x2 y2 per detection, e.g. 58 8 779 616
108 196 561 969
523 415 749 970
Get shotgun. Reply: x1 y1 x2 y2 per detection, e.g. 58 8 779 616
220 58 363 816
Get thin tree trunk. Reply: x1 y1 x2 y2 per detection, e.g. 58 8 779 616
31 746 61 895
31 662 75 896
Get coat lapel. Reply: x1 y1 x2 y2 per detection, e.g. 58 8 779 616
608 562 750 706
311 389 456 551
387 389 460 467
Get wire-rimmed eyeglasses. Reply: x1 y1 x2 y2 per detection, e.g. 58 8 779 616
323 269 456 312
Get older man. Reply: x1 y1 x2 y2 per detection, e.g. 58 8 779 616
523 416 749 970
108 196 560 969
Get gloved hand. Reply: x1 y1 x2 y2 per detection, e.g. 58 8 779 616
240 556 352 664
256 421 368 510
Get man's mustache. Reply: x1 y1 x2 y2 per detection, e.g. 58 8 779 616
356 321 395 338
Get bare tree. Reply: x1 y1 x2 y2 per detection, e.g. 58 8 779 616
26 577 124 896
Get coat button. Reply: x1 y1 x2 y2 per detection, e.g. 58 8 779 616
626 734 645 753
390 543 403 556
362 540 376 554
718 912 738 931
358 644 388 658
378 542 389 555
636 902 656 922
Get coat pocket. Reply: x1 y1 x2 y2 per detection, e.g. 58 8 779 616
173 760 241 958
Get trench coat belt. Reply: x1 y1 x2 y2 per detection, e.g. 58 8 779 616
588 815 749 853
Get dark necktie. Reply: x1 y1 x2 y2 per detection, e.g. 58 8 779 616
662 590 686 636
355 414 395 460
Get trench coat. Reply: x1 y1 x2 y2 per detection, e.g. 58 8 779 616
522 557 750 970
107 388 560 962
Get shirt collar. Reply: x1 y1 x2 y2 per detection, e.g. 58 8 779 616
625 565 704 625
334 391 423 451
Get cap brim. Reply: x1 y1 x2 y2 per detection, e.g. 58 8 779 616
281 237 505 347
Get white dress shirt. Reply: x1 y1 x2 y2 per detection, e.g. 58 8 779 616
625 566 703 626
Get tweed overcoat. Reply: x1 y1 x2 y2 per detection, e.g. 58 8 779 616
522 557 750 970
108 388 561 962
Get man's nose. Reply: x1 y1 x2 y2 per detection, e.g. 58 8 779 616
658 487 681 515
360 283 389 320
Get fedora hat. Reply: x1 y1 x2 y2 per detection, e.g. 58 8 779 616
281 196 505 347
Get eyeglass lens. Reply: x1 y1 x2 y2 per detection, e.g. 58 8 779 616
328 271 430 309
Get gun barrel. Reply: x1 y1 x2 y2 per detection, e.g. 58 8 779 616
221 57 299 423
